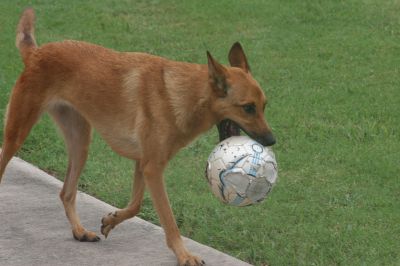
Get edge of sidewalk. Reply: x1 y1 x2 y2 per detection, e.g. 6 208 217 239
1 156 253 266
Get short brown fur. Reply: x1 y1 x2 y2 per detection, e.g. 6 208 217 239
0 8 275 266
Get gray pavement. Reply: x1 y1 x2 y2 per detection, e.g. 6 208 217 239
0 157 252 266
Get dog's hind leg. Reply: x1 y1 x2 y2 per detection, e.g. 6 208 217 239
49 103 99 242
101 160 145 238
0 78 44 182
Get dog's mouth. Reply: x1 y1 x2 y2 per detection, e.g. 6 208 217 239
217 119 241 142
217 119 276 146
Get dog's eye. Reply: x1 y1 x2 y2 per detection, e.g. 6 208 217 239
243 104 256 115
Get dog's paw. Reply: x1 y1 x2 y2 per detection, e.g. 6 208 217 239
178 254 205 266
101 211 118 238
72 229 100 242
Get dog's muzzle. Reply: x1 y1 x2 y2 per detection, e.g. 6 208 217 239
217 119 276 147
254 132 276 147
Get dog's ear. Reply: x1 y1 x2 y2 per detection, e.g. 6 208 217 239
207 51 228 97
228 42 250 73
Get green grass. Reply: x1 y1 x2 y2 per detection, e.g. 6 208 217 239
1 1 400 265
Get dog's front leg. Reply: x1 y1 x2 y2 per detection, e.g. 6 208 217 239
143 162 205 266
101 160 145 237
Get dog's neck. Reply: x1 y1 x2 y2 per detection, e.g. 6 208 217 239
164 62 219 139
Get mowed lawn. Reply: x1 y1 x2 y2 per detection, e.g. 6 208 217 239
1 1 399 265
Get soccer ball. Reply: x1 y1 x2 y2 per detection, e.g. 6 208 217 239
205 136 278 207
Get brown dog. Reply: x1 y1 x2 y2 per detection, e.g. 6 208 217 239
0 8 275 266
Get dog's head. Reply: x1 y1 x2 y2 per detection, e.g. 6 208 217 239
208 42 275 146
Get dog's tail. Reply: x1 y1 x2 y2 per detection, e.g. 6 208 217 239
16 8 37 65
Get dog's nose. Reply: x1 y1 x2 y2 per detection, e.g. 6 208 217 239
258 132 276 146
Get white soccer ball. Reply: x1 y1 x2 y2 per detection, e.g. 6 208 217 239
206 136 278 207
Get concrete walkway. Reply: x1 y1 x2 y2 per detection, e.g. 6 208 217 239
0 157 251 266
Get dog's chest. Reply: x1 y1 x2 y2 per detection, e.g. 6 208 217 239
98 126 142 159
